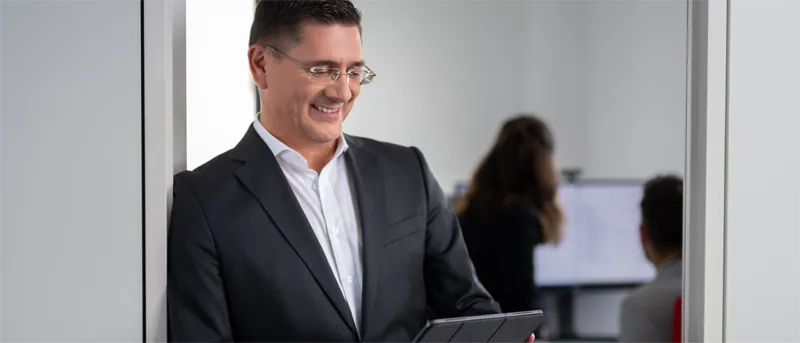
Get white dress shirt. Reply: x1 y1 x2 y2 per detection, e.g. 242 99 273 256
252 119 363 332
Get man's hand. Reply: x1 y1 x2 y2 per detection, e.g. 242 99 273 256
524 333 535 343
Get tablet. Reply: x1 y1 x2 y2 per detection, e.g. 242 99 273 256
412 310 544 343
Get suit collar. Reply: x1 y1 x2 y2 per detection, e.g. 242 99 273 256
229 125 261 162
342 139 387 340
656 258 682 280
230 127 389 340
231 126 360 337
251 118 350 160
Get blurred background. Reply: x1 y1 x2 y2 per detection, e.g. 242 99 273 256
3 0 798 342
186 0 686 340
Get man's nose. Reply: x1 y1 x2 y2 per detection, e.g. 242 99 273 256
324 75 353 102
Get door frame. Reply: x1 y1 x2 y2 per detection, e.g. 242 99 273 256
141 0 731 341
683 0 729 341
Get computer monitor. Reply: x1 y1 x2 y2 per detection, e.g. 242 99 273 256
531 183 583 286
451 180 655 286
535 181 656 286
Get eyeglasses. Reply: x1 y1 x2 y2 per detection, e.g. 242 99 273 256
263 44 376 86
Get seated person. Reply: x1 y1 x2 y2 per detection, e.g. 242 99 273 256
619 175 684 342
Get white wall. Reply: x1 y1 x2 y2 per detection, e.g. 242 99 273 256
521 0 687 181
583 0 687 179
521 0 589 173
725 0 800 341
186 0 255 170
0 1 143 341
348 0 528 192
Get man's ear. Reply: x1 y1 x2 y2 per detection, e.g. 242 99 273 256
639 224 655 263
639 224 649 244
248 44 269 89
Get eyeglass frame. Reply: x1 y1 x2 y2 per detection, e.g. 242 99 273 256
262 44 376 86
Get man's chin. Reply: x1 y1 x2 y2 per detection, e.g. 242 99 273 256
303 125 342 144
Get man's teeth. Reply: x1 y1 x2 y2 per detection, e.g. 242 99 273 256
312 104 338 113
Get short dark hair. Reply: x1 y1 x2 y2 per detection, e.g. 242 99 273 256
640 174 684 252
249 0 362 47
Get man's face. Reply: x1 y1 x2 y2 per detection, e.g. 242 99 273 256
260 22 364 144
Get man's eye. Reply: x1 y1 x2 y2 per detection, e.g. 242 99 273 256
310 69 334 76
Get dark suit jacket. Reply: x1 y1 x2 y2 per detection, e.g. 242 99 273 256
167 126 500 342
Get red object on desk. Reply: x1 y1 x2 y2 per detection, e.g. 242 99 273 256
672 296 682 343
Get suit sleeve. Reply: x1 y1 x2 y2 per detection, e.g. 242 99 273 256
167 172 233 342
410 147 502 318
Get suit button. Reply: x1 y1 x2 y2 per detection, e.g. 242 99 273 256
346 276 353 283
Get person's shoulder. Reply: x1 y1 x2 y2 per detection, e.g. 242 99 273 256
621 275 681 316
345 134 415 156
622 282 655 311
173 148 242 197
619 282 659 333
344 133 423 168
619 273 682 342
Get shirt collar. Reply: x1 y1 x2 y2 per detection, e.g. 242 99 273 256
252 116 349 161
657 257 682 278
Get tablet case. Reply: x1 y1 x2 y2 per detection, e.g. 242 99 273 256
413 310 544 343
487 312 540 343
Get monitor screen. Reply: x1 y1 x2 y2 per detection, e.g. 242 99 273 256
535 182 656 286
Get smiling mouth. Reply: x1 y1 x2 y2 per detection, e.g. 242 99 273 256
311 104 341 113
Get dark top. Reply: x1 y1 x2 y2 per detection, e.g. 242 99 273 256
167 126 499 342
458 204 544 313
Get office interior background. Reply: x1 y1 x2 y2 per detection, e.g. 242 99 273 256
1 0 798 342
189 0 687 339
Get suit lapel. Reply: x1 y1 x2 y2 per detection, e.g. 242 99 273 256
232 127 358 337
343 137 387 339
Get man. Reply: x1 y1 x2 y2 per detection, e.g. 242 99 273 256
167 1 536 342
619 175 684 342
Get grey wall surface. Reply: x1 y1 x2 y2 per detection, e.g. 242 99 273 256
725 0 800 341
1 0 143 341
